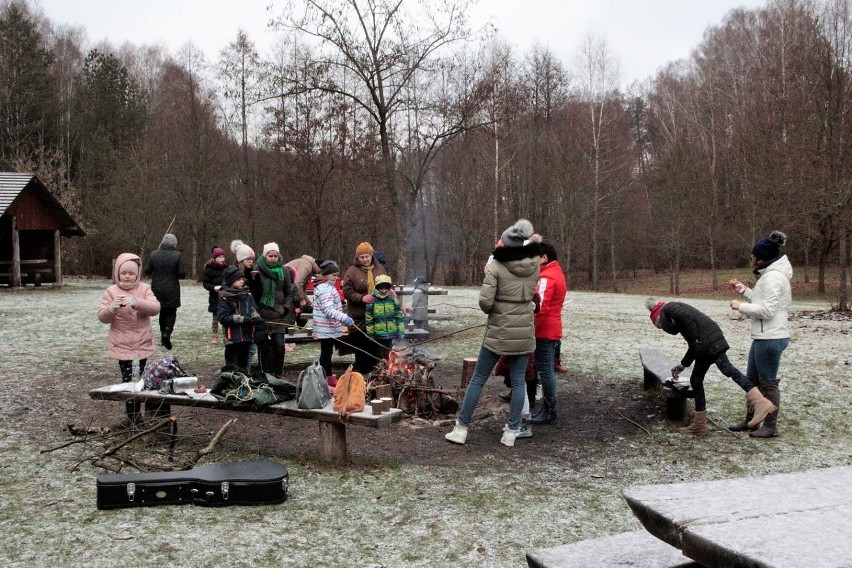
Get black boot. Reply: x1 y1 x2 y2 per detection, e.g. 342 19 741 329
162 333 172 350
728 401 757 432
750 383 780 438
530 400 556 424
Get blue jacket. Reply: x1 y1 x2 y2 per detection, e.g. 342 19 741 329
217 288 261 345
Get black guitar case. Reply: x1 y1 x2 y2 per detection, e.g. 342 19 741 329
96 460 288 510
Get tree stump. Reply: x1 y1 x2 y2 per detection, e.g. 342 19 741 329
460 358 477 389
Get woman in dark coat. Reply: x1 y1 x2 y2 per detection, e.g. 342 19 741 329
341 241 387 374
202 246 229 344
143 233 187 350
645 298 776 436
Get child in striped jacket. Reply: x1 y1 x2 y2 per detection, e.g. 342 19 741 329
311 260 354 382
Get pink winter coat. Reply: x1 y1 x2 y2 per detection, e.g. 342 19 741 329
97 252 161 360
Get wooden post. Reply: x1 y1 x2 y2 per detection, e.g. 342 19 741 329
53 229 62 286
461 358 477 389
318 421 347 464
11 216 21 288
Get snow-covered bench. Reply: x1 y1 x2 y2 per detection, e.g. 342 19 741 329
623 466 852 567
638 347 693 421
526 529 701 568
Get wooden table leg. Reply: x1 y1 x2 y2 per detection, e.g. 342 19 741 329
318 421 347 464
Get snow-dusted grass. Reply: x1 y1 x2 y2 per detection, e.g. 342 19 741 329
0 279 849 567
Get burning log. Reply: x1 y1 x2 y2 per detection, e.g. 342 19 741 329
368 350 457 418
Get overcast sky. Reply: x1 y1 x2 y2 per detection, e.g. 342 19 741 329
35 0 769 85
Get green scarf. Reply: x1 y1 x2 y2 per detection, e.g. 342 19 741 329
256 256 284 309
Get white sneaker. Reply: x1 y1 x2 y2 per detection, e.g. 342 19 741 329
445 422 468 445
500 425 518 447
516 421 532 439
536 384 543 401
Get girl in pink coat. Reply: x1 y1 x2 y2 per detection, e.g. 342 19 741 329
98 253 160 424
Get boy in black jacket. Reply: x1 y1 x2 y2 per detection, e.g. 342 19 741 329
218 266 263 373
645 298 776 436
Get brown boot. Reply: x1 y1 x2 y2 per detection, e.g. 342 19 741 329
728 400 757 432
746 387 777 428
750 384 780 438
554 355 568 374
680 410 708 436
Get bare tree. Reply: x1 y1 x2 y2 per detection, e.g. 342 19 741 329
275 0 475 280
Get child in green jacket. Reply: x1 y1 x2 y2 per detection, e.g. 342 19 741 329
365 274 405 361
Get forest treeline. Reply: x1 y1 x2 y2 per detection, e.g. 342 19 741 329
1 0 850 297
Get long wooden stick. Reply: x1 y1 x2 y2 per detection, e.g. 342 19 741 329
164 215 176 236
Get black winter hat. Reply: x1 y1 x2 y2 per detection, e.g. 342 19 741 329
223 266 244 286
320 260 340 275
752 230 787 262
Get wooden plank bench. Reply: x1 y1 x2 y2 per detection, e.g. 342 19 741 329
638 347 694 421
90 383 403 464
284 328 430 344
623 465 852 568
526 529 702 568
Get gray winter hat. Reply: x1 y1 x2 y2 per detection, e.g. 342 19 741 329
162 233 177 247
500 219 534 247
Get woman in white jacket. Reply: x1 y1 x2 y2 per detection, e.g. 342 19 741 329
729 231 792 438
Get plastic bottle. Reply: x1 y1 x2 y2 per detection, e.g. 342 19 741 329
131 358 140 381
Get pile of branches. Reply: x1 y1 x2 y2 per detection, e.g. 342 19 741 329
368 351 458 419
42 415 237 473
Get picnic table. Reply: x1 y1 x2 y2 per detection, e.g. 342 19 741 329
90 383 403 464
623 465 852 567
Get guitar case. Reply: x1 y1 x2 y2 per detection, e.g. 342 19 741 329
96 460 288 510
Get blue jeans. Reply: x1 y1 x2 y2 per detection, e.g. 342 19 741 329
458 346 528 430
746 338 789 386
534 338 558 408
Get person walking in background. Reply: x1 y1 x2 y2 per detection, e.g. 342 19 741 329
729 230 792 438
98 253 160 426
217 266 263 372
445 219 540 448
342 241 388 374
365 274 405 362
530 241 567 426
254 242 294 377
645 298 777 436
143 233 187 350
311 260 354 385
202 246 229 344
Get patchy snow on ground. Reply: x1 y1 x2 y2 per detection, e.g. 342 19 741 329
0 279 849 567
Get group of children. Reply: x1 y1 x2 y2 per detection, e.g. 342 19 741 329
100 242 408 422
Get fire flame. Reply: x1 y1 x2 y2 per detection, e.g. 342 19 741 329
385 350 415 375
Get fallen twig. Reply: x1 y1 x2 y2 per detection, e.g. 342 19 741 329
186 418 237 466
706 414 739 438
616 409 652 436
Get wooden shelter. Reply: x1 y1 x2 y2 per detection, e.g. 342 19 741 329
0 172 85 287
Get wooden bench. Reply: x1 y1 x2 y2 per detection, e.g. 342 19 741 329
638 347 694 421
623 465 852 567
526 529 702 568
284 328 430 344
90 383 403 464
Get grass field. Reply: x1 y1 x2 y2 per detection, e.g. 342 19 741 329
0 272 849 567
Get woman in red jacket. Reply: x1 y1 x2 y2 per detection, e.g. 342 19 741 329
530 241 567 425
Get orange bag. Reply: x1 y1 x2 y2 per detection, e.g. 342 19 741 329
333 365 366 418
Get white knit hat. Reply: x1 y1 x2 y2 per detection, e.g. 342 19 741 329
230 240 255 262
262 242 280 258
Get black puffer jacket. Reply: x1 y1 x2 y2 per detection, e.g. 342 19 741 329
659 302 729 367
202 261 228 313
143 244 188 309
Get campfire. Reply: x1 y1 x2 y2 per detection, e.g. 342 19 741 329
368 349 458 418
